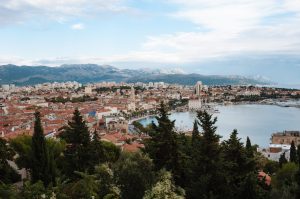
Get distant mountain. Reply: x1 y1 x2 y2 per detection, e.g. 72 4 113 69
0 64 270 86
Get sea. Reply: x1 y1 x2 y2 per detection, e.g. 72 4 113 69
138 104 300 148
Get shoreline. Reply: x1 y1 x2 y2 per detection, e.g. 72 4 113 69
129 114 156 124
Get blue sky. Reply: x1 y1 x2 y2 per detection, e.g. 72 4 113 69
1 0 300 84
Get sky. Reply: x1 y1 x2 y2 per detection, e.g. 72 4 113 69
0 0 300 84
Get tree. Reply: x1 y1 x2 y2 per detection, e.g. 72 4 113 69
239 173 270 199
272 162 298 198
222 129 251 197
21 180 48 199
0 182 18 199
143 102 181 182
187 111 227 199
290 141 297 163
59 109 90 146
191 119 200 146
89 131 105 169
59 109 92 178
246 136 254 158
239 174 258 199
143 171 185 199
113 152 155 199
297 144 300 165
94 164 120 199
102 141 121 163
31 111 53 186
10 135 33 172
264 160 279 175
64 171 99 199
279 152 288 168
0 137 21 184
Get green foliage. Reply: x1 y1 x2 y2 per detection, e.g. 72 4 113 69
239 173 271 199
290 141 297 163
273 162 298 188
0 138 21 184
102 141 121 163
279 152 288 168
10 135 33 170
64 171 99 199
1 105 292 198
113 152 155 199
297 144 300 165
143 102 182 183
10 135 65 185
246 136 254 158
59 109 92 178
271 162 298 199
191 119 200 146
263 160 279 175
222 129 255 197
31 111 54 186
132 121 146 134
46 95 98 103
187 111 227 198
0 181 18 199
95 164 120 199
143 171 185 199
21 180 48 199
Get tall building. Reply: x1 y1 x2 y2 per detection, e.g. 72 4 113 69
130 86 135 101
195 81 203 96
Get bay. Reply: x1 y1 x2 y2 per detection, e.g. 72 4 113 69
138 104 300 147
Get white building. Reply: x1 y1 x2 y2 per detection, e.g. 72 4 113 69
130 86 135 101
195 81 203 96
188 98 202 110
1 84 10 91
85 86 93 95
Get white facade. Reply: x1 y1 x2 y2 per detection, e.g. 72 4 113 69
195 81 203 96
85 86 92 94
1 84 10 91
188 98 202 110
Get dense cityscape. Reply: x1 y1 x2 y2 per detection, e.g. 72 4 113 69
1 80 300 198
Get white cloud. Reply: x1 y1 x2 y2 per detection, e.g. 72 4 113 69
0 0 129 25
137 0 300 62
71 23 84 30
1 0 300 65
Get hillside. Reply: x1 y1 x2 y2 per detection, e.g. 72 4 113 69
0 64 269 86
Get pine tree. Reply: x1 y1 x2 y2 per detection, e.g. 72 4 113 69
31 111 52 186
246 136 254 158
59 109 90 147
191 119 200 146
187 111 226 199
59 109 91 178
223 131 249 181
143 102 181 183
290 140 297 163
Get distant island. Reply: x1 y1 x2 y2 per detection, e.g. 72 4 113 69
0 64 270 86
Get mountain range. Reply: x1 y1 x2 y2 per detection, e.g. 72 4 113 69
0 64 270 86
